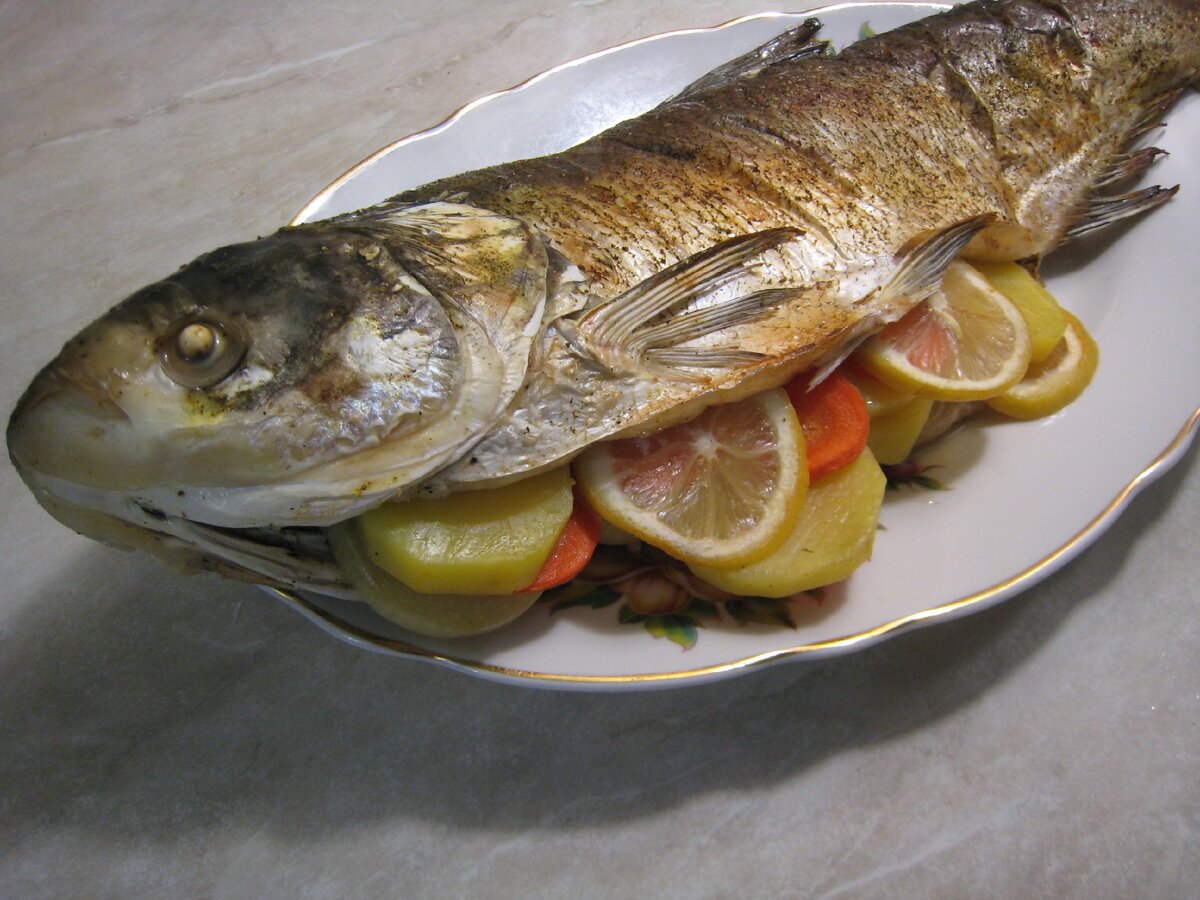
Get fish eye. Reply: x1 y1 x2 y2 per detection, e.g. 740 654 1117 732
160 316 245 388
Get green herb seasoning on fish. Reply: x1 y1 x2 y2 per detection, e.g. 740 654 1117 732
8 0 1199 634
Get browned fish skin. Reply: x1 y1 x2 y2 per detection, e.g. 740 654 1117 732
6 0 1199 592
399 0 1197 298
410 0 1200 490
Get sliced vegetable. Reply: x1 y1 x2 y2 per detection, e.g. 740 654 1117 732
969 260 1068 363
840 359 916 418
690 448 887 598
326 523 539 637
785 371 871 479
356 466 574 595
961 221 1040 262
987 310 1098 420
518 489 602 593
867 396 934 465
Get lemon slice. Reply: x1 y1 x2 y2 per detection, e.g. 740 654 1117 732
986 310 1098 420
690 448 886 597
574 388 807 569
858 260 1032 401
969 260 1067 363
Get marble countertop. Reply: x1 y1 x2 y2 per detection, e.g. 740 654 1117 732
2 1 1197 896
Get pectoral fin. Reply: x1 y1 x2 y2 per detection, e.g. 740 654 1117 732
557 229 802 380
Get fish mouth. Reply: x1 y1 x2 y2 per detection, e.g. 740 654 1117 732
7 368 153 493
13 454 356 599
158 518 355 597
40 481 355 597
8 370 356 597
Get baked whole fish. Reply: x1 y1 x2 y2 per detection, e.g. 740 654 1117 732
7 0 1200 606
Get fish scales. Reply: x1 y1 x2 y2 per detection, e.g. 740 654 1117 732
7 0 1200 593
409 0 1198 490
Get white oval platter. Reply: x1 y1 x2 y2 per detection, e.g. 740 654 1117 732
277 2 1200 689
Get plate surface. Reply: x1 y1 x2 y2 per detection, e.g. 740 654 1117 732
283 2 1200 688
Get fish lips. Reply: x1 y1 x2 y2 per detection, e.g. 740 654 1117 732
8 365 146 491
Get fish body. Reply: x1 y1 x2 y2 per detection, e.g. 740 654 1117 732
8 0 1200 596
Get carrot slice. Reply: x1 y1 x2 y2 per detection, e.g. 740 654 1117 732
784 371 870 480
518 488 602 593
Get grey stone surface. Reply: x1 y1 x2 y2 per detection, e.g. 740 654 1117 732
2 2 1197 896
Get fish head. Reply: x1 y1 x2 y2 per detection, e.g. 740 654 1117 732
12 226 457 492
8 203 551 568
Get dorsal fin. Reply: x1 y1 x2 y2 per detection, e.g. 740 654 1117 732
667 19 830 103
556 229 802 380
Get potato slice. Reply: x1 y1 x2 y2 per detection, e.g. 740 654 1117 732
969 261 1067 363
326 523 539 637
867 396 933 465
841 361 915 418
689 449 886 598
356 466 574 595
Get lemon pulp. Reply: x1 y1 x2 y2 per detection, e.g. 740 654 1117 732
857 260 1032 401
574 388 807 569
